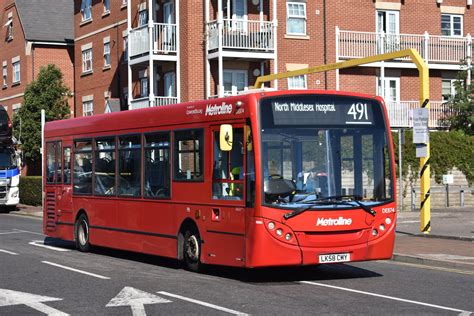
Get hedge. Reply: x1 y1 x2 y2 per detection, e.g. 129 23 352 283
19 176 42 206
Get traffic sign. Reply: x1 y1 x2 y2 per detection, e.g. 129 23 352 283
412 108 429 144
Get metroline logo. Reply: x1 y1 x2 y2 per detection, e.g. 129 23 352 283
316 217 352 227
205 103 233 116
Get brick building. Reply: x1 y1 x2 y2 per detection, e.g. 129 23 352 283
75 0 473 128
0 0 74 118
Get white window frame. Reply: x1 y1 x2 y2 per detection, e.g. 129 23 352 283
376 10 400 35
441 14 463 37
83 100 94 116
442 79 459 101
164 72 176 97
12 103 21 115
12 61 20 84
103 41 111 67
140 76 148 97
82 48 93 73
138 9 148 27
6 18 13 41
286 2 306 36
223 69 248 95
288 75 307 90
81 0 92 22
377 76 400 102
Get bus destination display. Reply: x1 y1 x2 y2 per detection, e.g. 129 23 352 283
269 96 375 126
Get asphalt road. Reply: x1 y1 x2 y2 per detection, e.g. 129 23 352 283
1 214 473 315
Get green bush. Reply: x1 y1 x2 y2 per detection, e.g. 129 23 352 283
19 176 42 206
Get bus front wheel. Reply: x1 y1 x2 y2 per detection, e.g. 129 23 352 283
183 229 201 272
75 214 90 252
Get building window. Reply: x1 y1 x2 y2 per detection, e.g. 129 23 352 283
82 48 93 73
81 0 92 22
103 42 110 67
377 77 400 102
223 69 247 95
288 75 307 89
442 79 458 101
164 72 176 97
286 2 306 35
122 0 128 6
103 0 110 13
138 9 148 27
83 100 94 116
123 36 128 61
12 61 20 84
441 14 463 36
140 77 148 97
2 64 6 87
12 103 21 115
5 18 13 41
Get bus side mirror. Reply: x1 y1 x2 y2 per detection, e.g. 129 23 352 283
220 124 233 151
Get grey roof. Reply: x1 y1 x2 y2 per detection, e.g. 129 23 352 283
15 0 74 43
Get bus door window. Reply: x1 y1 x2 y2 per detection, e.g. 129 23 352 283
245 126 255 206
63 147 71 185
73 140 93 194
118 135 141 197
94 138 116 196
144 132 170 198
174 129 203 181
212 127 244 200
46 141 62 184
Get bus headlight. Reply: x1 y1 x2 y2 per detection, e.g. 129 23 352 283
276 228 283 236
372 229 378 236
285 233 292 241
379 224 385 231
385 217 392 225
268 222 275 230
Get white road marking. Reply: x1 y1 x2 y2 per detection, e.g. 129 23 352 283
397 220 419 224
106 287 171 316
29 240 71 252
418 254 474 260
0 288 69 316
41 261 111 280
13 229 44 236
301 281 471 314
158 291 248 315
0 231 24 235
0 249 18 255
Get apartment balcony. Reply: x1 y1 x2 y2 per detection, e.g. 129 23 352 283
129 23 177 64
337 29 472 69
207 19 275 59
386 101 451 129
129 96 178 110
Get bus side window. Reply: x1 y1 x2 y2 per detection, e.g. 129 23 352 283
95 138 116 196
174 129 203 181
73 140 93 194
63 147 71 185
118 135 141 197
46 142 56 184
144 132 170 198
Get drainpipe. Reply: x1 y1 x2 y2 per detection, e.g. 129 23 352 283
323 0 327 89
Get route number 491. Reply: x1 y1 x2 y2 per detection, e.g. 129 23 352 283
348 103 368 120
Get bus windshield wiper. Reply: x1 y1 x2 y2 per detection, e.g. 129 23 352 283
283 195 376 220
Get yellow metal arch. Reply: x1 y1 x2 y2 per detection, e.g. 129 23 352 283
254 49 431 233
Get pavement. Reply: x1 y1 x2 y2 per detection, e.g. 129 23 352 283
8 204 474 273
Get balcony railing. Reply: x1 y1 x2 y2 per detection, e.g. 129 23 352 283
386 101 451 128
130 96 178 109
129 23 177 58
207 19 275 52
337 29 472 64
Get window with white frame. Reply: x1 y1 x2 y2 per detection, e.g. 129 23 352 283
288 75 307 89
377 77 400 102
6 18 13 40
140 76 148 97
81 0 92 21
12 103 21 116
83 100 93 116
442 79 459 101
103 41 110 67
103 0 110 13
2 63 6 87
122 0 127 6
164 72 176 97
286 2 306 35
441 14 463 36
82 48 93 73
138 9 148 27
12 61 20 84
223 70 247 95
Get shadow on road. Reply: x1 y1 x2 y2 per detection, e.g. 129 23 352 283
44 237 382 283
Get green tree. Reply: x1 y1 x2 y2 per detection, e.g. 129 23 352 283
13 64 71 164
445 68 474 135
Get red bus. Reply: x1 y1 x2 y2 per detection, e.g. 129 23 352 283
43 90 396 271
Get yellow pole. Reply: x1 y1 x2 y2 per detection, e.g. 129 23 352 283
254 49 431 233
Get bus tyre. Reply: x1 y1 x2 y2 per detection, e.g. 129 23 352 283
75 214 90 252
183 229 201 272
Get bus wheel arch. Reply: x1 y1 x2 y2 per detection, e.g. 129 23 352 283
178 219 202 272
74 210 90 252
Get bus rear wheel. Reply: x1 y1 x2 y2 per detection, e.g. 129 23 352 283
75 214 90 252
183 229 201 272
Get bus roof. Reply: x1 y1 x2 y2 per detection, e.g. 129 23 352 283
45 90 381 139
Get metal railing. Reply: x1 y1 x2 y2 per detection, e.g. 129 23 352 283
207 19 275 51
337 29 472 64
130 96 178 109
385 100 451 128
129 23 177 58
155 96 178 106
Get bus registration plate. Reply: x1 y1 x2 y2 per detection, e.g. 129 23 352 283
319 253 350 264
